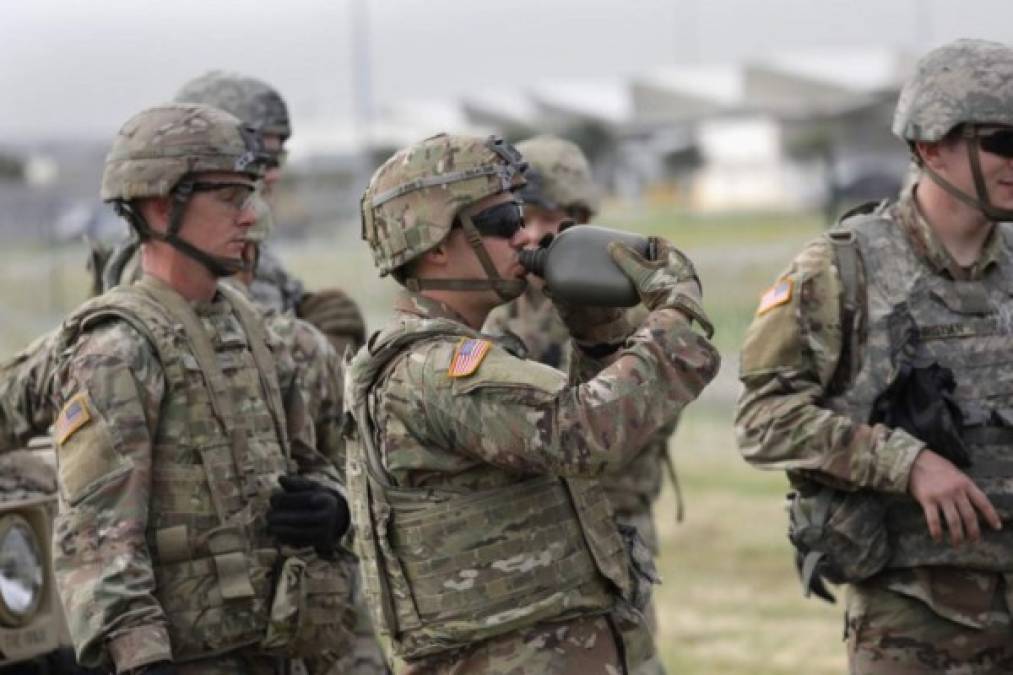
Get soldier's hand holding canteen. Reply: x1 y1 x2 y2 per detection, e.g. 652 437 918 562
608 237 713 338
553 302 635 352
267 476 351 557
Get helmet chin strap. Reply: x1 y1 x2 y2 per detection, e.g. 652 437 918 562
920 127 1013 222
115 183 246 278
405 203 527 302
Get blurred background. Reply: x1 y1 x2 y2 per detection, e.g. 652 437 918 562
2 1 1012 672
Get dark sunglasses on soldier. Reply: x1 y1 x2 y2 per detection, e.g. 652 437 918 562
461 201 525 239
974 127 1013 159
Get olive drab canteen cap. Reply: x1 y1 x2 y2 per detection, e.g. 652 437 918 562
100 103 266 202
175 70 292 139
361 133 527 276
893 38 1013 142
516 134 600 216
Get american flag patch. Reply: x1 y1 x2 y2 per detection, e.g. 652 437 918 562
448 338 493 378
55 393 92 445
757 278 794 316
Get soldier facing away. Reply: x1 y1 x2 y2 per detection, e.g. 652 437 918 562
347 132 719 674
736 39 1013 674
483 134 674 675
45 103 356 674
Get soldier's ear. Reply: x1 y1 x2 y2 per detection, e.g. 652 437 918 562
915 140 943 169
420 240 450 269
134 196 173 234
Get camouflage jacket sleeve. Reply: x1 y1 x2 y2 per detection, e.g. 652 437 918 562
51 320 172 672
271 316 345 493
391 308 718 477
0 329 62 450
735 238 924 493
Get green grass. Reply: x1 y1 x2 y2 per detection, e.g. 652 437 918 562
0 207 847 673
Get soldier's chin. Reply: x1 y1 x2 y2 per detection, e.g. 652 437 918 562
495 277 527 304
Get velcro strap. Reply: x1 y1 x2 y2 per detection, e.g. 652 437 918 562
214 551 257 600
156 525 191 565
207 526 247 555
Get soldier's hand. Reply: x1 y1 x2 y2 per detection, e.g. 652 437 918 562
908 449 1001 546
267 476 351 556
608 238 713 338
554 302 635 350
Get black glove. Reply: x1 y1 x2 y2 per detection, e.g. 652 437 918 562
870 360 971 468
267 475 350 556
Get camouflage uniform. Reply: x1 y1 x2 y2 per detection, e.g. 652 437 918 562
43 104 357 674
482 136 672 674
736 40 1013 675
86 187 374 674
351 133 720 673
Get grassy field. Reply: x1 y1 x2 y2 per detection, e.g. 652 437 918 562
0 205 847 673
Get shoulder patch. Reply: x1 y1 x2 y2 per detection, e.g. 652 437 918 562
55 393 93 445
757 278 794 316
447 338 493 378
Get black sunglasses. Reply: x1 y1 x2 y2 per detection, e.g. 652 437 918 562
461 201 525 239
975 127 1013 159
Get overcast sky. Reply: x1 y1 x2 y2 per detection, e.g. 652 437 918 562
3 0 1013 144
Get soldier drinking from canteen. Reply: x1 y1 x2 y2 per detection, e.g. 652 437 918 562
346 132 720 674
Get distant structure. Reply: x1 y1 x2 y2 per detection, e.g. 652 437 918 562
306 46 914 215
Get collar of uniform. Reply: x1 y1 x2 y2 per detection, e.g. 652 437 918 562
394 291 469 324
139 273 228 315
895 183 1002 281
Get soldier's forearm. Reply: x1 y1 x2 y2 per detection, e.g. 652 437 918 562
736 374 924 494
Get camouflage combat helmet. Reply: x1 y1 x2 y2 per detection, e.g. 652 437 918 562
175 71 292 140
102 103 269 276
361 133 528 300
516 135 600 221
893 39 1013 221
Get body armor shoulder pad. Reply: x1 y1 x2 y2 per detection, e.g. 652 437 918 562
59 285 170 358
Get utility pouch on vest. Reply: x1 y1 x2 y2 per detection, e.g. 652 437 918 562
262 548 356 659
154 547 277 662
787 484 890 603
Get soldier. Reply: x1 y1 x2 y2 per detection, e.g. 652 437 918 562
96 71 366 355
348 132 720 674
735 39 1013 673
44 103 356 674
483 134 673 675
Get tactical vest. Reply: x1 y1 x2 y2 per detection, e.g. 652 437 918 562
826 212 1013 572
345 319 643 664
60 277 347 661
